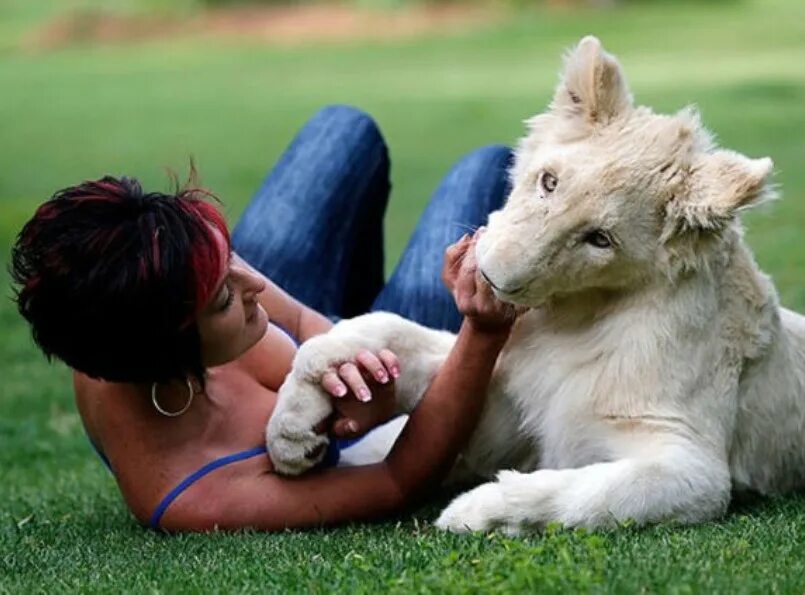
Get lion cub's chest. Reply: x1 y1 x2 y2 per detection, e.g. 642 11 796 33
497 312 668 469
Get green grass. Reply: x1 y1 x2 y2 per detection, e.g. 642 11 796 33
2 0 805 591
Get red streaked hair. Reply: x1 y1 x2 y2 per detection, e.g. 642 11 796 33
182 198 231 315
12 171 232 383
25 176 232 316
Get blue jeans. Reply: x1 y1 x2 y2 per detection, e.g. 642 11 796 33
232 105 512 333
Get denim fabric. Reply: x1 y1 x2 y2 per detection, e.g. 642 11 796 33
232 105 512 333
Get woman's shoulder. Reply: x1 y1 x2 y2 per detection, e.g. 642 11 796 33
73 371 140 440
73 367 280 526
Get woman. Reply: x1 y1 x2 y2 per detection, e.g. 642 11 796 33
11 105 518 532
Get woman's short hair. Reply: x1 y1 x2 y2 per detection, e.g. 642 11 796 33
11 174 230 384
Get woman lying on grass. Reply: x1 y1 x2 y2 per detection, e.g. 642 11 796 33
10 105 520 532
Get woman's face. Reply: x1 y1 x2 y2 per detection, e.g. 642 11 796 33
196 232 268 368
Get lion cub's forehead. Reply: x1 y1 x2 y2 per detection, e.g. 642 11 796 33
524 108 709 190
615 109 708 161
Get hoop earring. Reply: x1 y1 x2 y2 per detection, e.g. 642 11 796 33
151 378 195 417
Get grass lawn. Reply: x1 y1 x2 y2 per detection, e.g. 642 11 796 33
2 0 805 591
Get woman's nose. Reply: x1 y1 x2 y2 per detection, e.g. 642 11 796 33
241 270 266 299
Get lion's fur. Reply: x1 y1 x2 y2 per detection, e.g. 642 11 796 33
267 37 805 533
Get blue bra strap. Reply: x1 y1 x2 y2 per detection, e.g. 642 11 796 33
149 441 342 530
149 446 267 530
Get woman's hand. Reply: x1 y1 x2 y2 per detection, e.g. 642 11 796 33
443 230 526 335
320 349 400 402
330 376 397 439
314 350 401 440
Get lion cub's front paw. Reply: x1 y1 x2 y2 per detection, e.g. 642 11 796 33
434 482 510 534
266 376 334 476
267 414 329 476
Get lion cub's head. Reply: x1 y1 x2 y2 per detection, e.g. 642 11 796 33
477 36 775 307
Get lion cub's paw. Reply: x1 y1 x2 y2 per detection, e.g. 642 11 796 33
434 482 515 535
267 420 329 476
266 377 333 476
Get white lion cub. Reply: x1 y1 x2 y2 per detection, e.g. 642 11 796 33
266 36 805 534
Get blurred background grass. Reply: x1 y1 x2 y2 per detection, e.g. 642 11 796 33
1 0 804 591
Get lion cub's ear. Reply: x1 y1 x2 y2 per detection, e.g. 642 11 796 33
550 36 633 125
668 150 775 232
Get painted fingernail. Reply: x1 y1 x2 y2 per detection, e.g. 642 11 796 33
334 384 347 397
358 388 372 402
390 366 401 379
347 420 359 434
376 371 388 383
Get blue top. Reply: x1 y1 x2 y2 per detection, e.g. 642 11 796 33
92 439 342 530
149 446 268 529
148 441 342 530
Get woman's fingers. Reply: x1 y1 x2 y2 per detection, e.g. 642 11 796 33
355 350 389 384
442 233 472 289
446 233 472 264
473 265 514 318
338 362 372 402
322 349 401 402
474 270 497 308
331 416 361 439
332 379 397 438
451 227 520 331
321 371 348 398
454 237 479 302
444 234 467 263
377 349 401 379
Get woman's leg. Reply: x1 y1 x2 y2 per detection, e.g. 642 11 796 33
372 145 513 332
232 105 390 320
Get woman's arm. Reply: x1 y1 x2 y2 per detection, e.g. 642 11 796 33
163 233 521 532
161 321 509 532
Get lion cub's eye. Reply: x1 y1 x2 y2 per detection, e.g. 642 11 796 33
540 172 558 194
583 230 613 249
